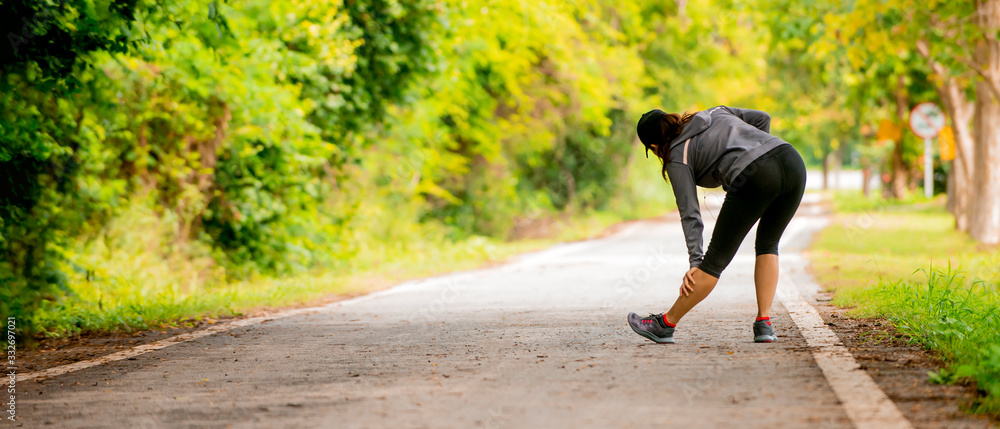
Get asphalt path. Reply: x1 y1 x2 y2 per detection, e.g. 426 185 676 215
19 190 901 428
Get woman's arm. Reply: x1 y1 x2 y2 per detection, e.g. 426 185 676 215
725 106 771 133
666 162 704 268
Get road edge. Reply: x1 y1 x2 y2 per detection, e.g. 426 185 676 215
779 215 913 429
778 261 913 429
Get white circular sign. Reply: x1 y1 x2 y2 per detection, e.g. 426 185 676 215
909 102 946 139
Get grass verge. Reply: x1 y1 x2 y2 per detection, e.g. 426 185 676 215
810 191 1000 414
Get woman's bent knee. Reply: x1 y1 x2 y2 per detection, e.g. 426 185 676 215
755 247 779 257
697 263 723 279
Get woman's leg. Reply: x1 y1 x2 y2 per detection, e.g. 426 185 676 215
664 267 720 324
753 147 807 319
664 186 774 324
754 254 779 318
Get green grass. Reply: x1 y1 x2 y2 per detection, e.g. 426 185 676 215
828 189 937 213
811 191 1000 414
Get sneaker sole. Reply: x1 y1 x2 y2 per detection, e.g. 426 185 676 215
627 320 675 344
754 335 777 343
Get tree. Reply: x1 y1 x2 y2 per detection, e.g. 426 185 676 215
0 0 141 338
969 0 1000 244
754 0 868 187
0 0 442 335
811 0 1000 242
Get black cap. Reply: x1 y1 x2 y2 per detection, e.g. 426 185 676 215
637 109 667 158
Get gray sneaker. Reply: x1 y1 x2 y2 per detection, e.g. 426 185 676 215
627 312 675 344
753 319 777 343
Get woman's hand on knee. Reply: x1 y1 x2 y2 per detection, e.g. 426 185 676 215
680 267 698 296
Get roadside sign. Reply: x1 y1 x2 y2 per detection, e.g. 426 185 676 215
876 119 902 143
939 126 955 161
909 102 946 139
910 102 946 198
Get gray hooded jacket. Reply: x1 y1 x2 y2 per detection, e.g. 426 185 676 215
664 106 790 269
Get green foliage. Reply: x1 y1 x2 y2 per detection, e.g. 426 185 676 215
2 0 758 339
751 0 955 170
0 0 137 86
386 0 648 236
1 0 143 340
1 0 440 337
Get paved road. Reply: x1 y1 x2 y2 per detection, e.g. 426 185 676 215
21 193 862 428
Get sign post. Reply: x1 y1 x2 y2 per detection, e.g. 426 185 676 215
908 102 946 198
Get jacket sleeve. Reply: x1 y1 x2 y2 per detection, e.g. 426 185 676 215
666 162 704 268
726 106 771 133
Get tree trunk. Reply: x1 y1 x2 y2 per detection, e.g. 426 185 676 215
893 146 908 198
942 87 975 231
970 0 1000 244
918 39 976 230
177 102 231 245
890 76 909 199
971 84 1000 244
833 145 842 190
908 156 922 192
821 149 829 190
861 157 872 197
946 163 955 213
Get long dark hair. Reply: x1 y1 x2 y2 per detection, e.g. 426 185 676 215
653 111 696 182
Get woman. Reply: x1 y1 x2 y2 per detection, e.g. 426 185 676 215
627 106 806 344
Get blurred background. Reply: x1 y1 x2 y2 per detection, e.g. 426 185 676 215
1 0 997 344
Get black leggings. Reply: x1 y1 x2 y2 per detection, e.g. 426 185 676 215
698 144 806 278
